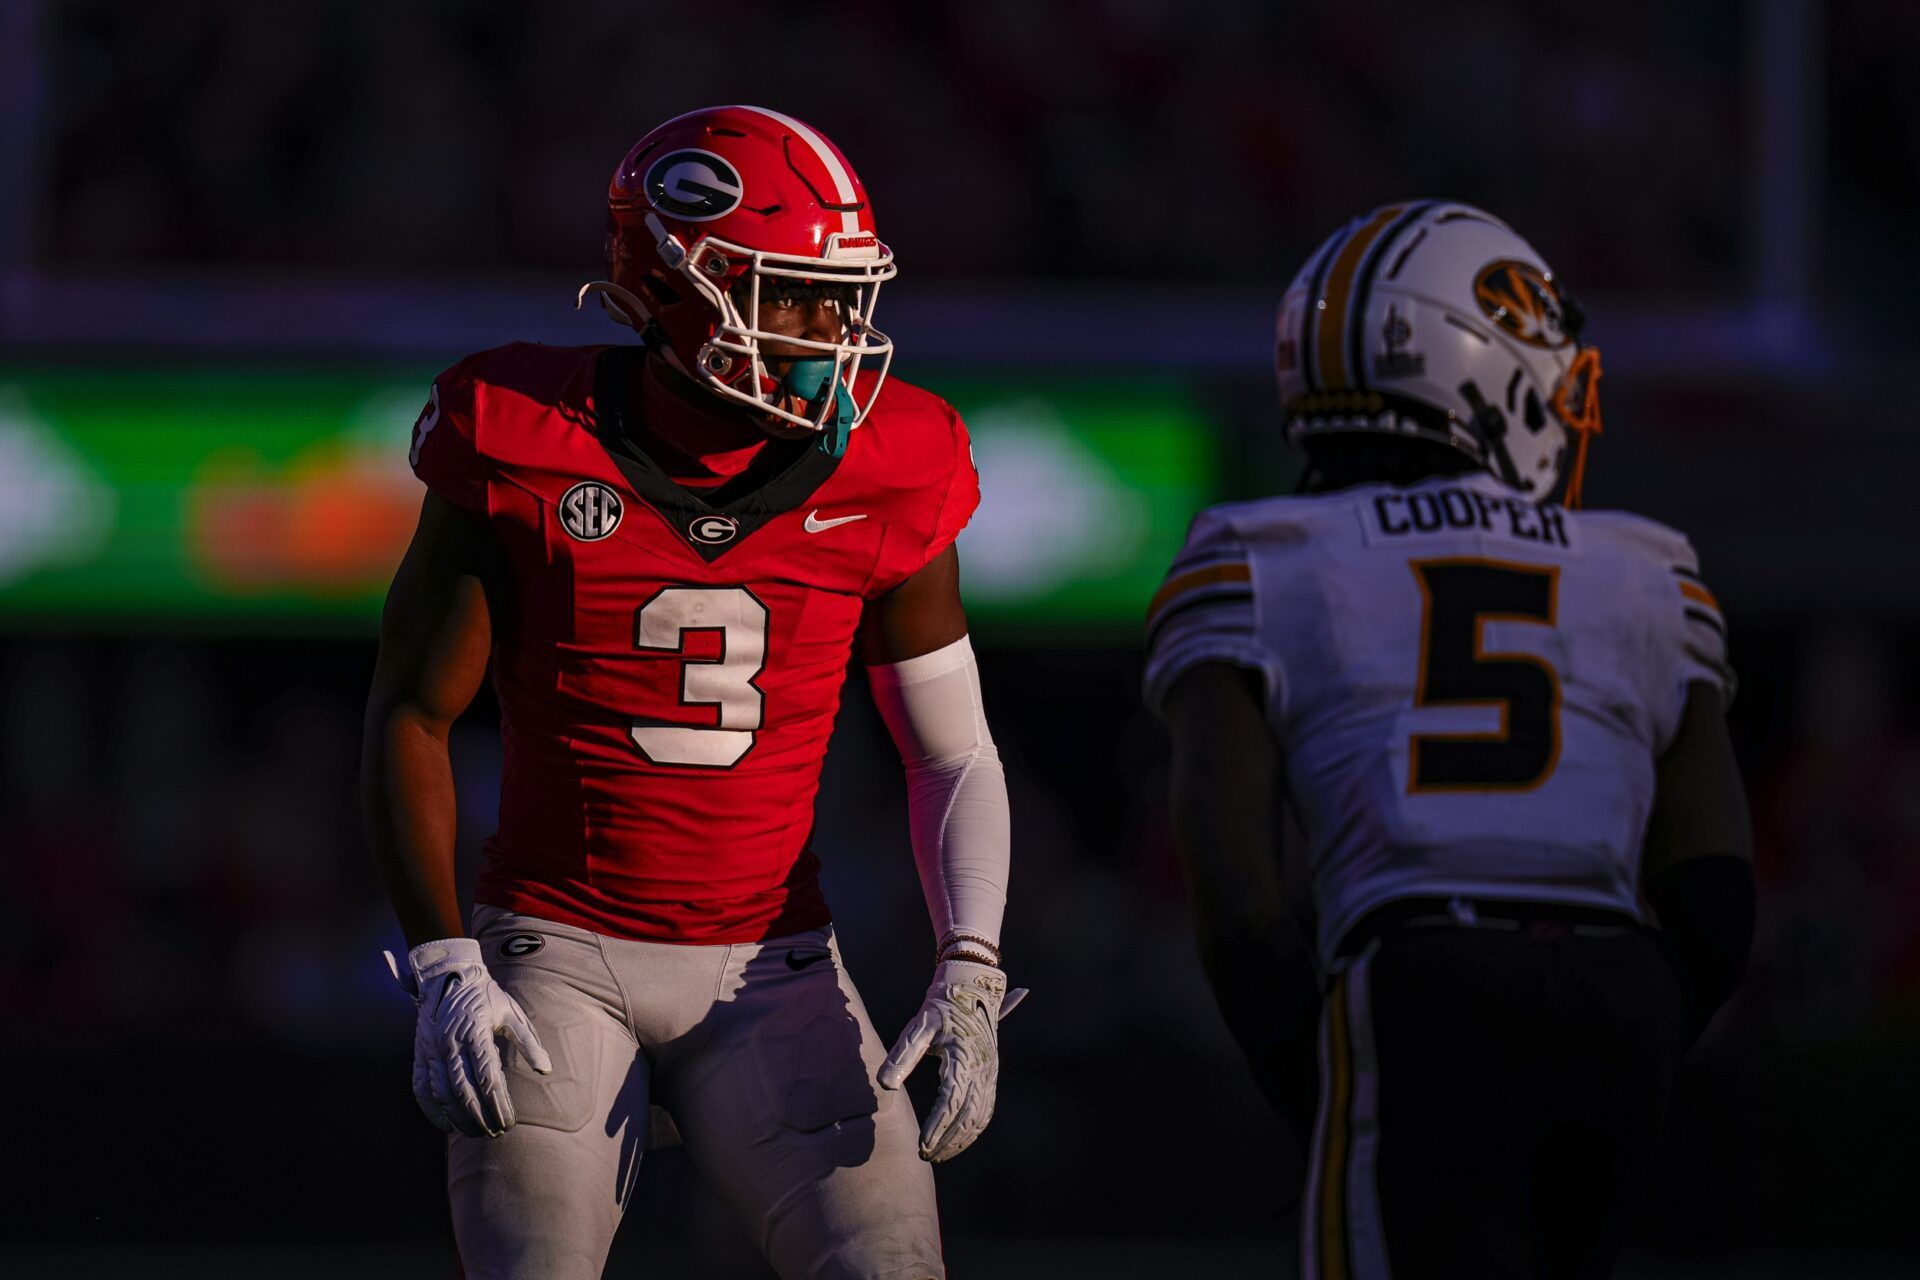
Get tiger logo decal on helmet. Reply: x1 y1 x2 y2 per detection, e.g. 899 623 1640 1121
1275 201 1603 506
1473 259 1574 349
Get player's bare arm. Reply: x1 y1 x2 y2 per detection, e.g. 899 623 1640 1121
363 492 551 1140
1162 662 1322 1136
858 542 967 663
1642 681 1756 1041
857 544 1020 1162
363 491 497 946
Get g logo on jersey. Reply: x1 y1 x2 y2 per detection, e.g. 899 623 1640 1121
560 481 624 541
1473 259 1571 349
498 933 545 959
645 149 745 222
689 514 739 545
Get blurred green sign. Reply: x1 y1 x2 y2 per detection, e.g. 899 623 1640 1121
0 365 1216 631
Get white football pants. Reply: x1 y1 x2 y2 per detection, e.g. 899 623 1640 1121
448 906 944 1280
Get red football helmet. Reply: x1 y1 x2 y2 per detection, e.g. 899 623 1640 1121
578 105 895 446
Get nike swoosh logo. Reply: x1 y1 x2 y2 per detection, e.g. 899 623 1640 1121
785 951 833 971
804 510 867 533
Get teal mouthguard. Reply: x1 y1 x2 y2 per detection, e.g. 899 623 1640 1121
782 360 854 458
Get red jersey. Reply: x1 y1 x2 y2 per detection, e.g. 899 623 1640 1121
408 342 979 942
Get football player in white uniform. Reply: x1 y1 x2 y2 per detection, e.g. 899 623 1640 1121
1146 201 1754 1279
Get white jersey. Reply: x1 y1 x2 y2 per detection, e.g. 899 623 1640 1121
1144 471 1734 963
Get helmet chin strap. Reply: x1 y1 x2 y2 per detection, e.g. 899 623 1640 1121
780 359 855 457
577 280 647 330
577 280 691 377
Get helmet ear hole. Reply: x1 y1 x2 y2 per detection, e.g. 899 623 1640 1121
647 274 684 307
1523 389 1547 433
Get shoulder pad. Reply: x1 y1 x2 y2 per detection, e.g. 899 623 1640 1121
1143 502 1276 715
408 343 601 511
856 377 979 596
1579 508 1733 719
1575 506 1700 572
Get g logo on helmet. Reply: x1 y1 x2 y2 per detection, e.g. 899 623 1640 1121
645 149 745 222
559 481 624 541
689 514 739 545
1473 259 1571 349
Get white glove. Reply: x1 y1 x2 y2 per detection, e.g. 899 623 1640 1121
385 937 552 1138
878 959 1026 1163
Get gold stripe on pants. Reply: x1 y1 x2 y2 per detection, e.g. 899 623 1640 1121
1315 972 1354 1280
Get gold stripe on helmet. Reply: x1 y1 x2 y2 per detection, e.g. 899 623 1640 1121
1314 204 1407 391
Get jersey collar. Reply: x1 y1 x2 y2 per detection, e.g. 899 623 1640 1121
589 345 846 564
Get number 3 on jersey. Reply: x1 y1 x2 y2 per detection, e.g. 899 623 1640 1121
632 587 767 768
1409 558 1561 792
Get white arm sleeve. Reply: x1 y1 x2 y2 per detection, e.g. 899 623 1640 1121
867 634 1010 955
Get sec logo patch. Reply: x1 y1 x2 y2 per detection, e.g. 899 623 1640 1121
560 481 623 541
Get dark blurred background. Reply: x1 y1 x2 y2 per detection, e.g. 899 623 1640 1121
3 1 1918 1277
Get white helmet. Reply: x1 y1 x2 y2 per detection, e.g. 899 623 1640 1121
1275 200 1603 506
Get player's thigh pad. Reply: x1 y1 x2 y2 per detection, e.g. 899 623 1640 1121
448 909 649 1280
667 928 943 1280
471 908 633 1132
750 961 881 1135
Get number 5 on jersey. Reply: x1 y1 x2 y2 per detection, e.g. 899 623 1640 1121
1409 558 1561 792
632 586 768 768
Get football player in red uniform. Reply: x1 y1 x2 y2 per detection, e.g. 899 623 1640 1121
362 106 1018 1280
